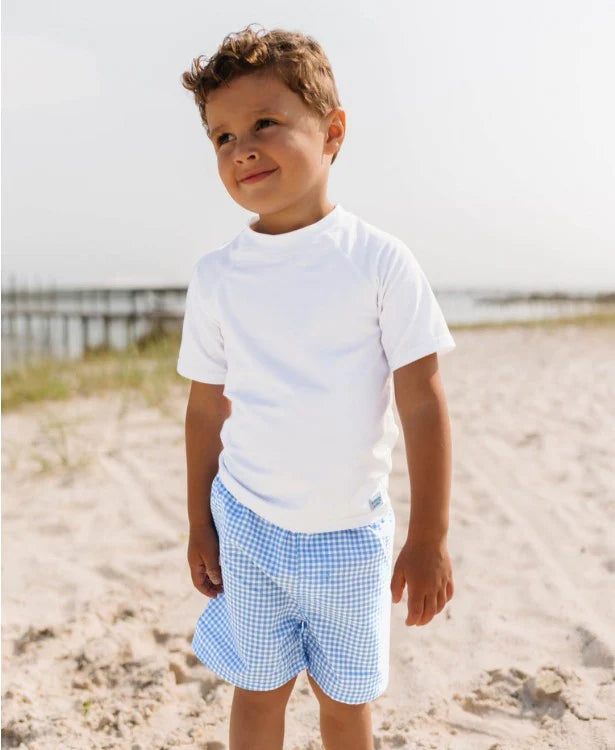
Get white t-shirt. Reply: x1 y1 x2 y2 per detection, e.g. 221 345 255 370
177 203 455 533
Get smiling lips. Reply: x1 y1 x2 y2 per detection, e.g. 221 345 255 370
240 168 278 184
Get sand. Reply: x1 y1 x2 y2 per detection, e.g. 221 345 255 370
2 321 614 749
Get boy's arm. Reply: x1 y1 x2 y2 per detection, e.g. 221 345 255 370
391 352 454 627
393 352 452 543
185 381 231 530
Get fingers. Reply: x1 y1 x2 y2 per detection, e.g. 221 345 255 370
404 590 448 626
390 569 405 603
186 531 224 598
204 569 224 596
406 594 425 626
208 565 222 585
190 564 224 598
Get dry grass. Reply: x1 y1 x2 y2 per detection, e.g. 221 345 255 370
1 330 185 413
2 312 614 412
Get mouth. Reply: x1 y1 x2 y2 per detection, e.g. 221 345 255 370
239 168 278 184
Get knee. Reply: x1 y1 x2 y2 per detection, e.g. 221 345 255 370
307 672 370 715
233 674 299 712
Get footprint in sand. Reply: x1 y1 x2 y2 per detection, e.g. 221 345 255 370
453 664 609 724
576 625 615 669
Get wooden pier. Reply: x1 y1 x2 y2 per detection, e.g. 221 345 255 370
1 280 187 370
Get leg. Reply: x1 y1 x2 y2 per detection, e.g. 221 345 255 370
307 672 374 750
229 673 299 750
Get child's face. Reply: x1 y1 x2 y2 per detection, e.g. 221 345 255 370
205 70 344 220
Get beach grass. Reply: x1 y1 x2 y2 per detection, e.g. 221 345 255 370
2 311 614 412
1 329 184 413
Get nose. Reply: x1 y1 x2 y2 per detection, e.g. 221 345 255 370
232 137 259 164
234 152 258 165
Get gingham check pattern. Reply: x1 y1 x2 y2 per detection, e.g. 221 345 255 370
192 474 396 704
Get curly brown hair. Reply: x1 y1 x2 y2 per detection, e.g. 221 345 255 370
181 23 342 165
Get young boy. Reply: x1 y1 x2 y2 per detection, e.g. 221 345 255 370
177 24 456 750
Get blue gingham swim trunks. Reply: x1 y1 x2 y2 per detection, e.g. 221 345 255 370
192 474 396 704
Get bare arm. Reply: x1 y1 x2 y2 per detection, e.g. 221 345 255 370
393 352 452 544
185 380 231 531
390 352 454 627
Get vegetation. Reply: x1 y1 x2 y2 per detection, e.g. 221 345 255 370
2 312 614 412
1 329 185 412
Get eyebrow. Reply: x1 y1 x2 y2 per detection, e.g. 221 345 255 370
208 108 280 140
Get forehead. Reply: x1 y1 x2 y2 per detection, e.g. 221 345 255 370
206 72 309 135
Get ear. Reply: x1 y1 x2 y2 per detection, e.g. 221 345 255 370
324 107 346 159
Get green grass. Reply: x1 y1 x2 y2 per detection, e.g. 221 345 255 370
2 312 614 412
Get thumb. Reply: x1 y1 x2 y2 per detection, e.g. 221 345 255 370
207 561 222 585
390 568 405 603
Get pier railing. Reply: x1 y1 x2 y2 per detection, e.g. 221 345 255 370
1 280 186 372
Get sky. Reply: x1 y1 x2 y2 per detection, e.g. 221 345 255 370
2 0 614 292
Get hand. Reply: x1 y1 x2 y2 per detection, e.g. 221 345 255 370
390 538 454 626
187 523 224 598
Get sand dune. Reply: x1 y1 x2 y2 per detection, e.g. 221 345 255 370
2 322 614 749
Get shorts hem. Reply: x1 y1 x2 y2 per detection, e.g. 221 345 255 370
193 646 307 692
306 667 388 705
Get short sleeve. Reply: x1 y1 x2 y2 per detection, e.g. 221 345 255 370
377 241 456 372
176 262 227 384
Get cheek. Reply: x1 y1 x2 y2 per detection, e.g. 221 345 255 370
277 137 318 175
287 132 323 168
273 130 307 158
217 157 236 186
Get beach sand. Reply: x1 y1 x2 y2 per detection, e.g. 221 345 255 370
2 321 614 749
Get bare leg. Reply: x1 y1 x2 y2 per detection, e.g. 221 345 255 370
229 674 299 750
307 672 374 750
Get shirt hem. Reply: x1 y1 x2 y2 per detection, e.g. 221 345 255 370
388 334 456 372
176 362 226 384
217 463 392 534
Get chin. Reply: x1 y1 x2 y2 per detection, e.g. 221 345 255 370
233 193 278 214
228 191 259 211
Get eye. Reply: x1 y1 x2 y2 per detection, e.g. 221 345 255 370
216 119 276 146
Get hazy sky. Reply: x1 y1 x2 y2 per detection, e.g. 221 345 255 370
2 0 614 292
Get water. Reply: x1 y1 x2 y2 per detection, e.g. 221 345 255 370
436 288 613 325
